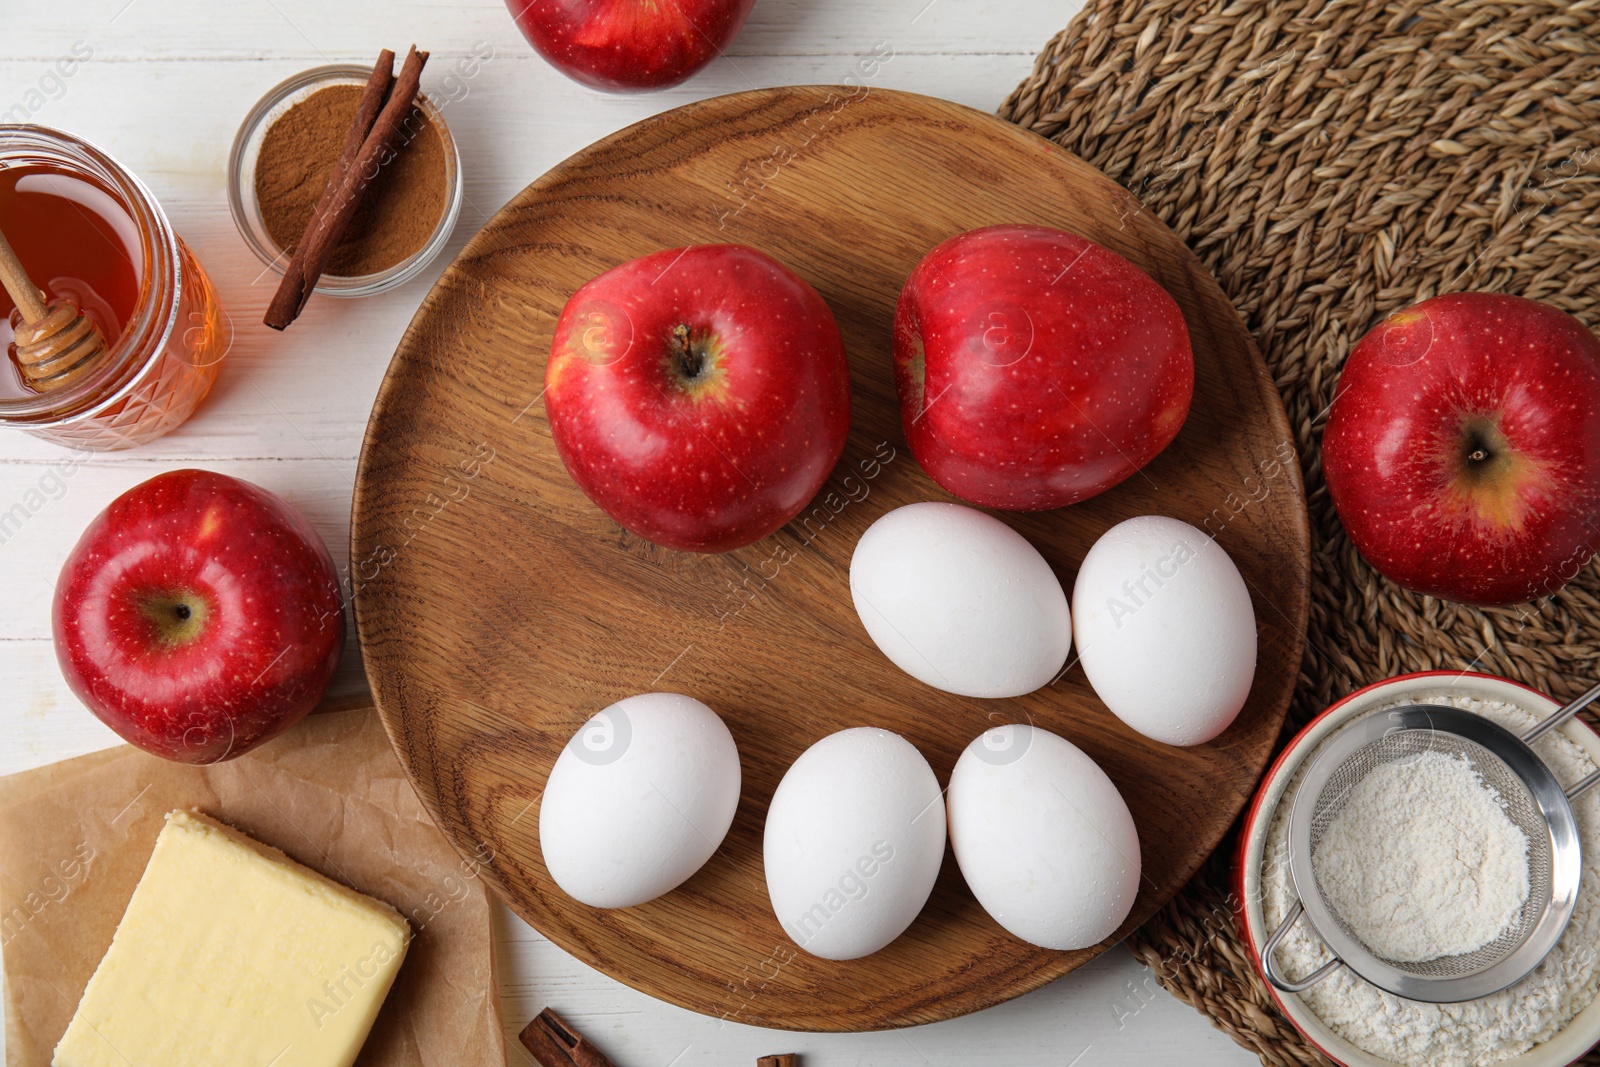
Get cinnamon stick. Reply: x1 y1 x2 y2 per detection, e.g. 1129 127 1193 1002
518 1009 617 1067
312 50 392 246
260 48 391 329
263 45 428 329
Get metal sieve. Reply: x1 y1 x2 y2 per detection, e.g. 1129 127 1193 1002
1262 682 1600 1003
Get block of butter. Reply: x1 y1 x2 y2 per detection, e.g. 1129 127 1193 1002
54 809 411 1067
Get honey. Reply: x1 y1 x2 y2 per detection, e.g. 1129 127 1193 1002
0 164 141 399
0 126 229 450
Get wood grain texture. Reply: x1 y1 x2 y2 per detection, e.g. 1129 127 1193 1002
351 86 1310 1032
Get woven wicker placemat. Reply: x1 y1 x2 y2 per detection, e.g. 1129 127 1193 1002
999 2 1600 1064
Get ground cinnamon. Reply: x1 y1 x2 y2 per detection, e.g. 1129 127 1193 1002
254 74 445 279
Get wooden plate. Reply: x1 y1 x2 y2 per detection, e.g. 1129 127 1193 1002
352 86 1310 1032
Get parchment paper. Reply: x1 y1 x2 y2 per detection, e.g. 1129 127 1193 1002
0 705 505 1066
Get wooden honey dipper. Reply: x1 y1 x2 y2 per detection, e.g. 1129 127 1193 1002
0 223 109 392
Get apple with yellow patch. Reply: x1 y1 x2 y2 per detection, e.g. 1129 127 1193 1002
54 470 344 763
545 243 851 552
1323 292 1600 605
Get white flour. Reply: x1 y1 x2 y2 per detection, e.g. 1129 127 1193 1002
1314 749 1529 962
1263 694 1600 1067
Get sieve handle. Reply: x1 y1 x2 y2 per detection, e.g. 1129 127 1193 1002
1567 767 1600 801
1260 899 1344 994
1524 681 1600 745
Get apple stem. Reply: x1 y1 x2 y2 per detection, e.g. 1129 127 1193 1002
1457 416 1514 483
1462 418 1498 468
138 591 211 648
672 324 702 379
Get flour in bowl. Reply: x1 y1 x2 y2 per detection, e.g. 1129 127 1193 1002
1313 748 1529 962
1262 693 1600 1067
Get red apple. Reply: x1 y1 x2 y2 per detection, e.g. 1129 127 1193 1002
53 470 344 763
1323 292 1600 605
505 0 756 92
545 243 851 552
893 224 1194 511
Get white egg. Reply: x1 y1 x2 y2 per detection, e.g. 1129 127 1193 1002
1071 515 1257 746
763 727 945 960
850 502 1071 698
540 692 740 908
948 725 1141 949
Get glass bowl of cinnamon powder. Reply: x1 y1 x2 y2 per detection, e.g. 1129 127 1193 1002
228 64 462 298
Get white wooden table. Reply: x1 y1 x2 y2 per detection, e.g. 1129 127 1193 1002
0 2 1260 1063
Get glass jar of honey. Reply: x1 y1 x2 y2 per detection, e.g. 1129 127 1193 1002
0 126 229 450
